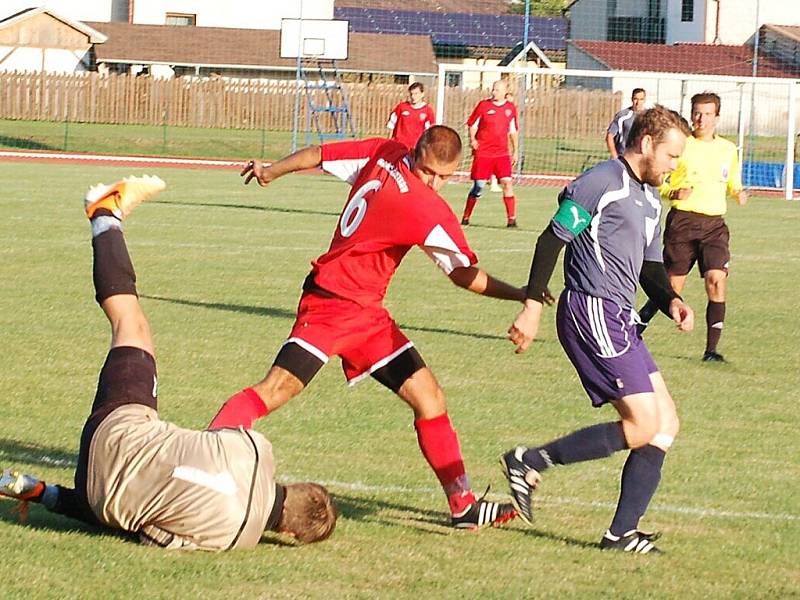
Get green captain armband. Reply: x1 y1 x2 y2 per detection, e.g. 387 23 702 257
553 198 592 236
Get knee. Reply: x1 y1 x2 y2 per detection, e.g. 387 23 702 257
705 273 726 298
501 180 513 195
622 417 659 450
469 180 486 198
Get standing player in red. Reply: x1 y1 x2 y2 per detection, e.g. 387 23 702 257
234 126 527 529
386 82 435 151
461 79 519 228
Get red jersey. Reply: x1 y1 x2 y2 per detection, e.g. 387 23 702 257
386 102 435 150
312 138 477 308
466 99 518 158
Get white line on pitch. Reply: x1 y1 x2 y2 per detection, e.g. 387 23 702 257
7 452 797 523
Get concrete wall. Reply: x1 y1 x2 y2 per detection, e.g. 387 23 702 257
569 0 608 41
131 0 333 30
665 0 706 44
0 1 115 22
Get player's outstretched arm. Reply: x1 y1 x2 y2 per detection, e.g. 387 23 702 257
448 266 525 301
241 146 322 187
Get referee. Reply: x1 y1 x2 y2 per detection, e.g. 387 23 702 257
638 92 747 362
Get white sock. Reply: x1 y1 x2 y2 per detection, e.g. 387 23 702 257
91 216 121 238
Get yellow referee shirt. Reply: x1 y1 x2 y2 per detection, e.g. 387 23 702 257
660 135 743 216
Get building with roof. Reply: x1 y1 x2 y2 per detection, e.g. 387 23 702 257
566 0 800 46
334 4 567 88
87 21 437 80
0 7 107 73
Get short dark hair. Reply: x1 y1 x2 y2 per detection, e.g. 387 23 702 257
627 104 691 150
414 125 462 163
409 82 424 93
277 483 337 544
691 91 721 115
632 88 646 98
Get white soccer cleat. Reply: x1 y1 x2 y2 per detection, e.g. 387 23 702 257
84 175 166 220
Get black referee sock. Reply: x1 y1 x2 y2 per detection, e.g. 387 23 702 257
521 421 627 473
705 301 726 353
609 444 666 536
92 226 138 304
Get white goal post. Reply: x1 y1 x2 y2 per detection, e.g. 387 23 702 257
436 63 798 200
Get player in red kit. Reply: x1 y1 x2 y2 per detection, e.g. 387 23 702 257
386 82 435 151
461 79 520 228
232 126 528 529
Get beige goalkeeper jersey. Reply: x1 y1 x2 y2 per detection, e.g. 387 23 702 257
86 404 280 551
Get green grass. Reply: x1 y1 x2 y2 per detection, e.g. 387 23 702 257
2 119 792 175
1 163 799 598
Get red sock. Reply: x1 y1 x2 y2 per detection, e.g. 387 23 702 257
503 195 516 221
462 196 478 221
207 388 268 430
414 413 476 515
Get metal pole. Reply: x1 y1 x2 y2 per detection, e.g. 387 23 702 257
746 0 760 179
291 0 304 153
435 62 446 124
736 83 745 177
785 81 796 200
517 0 531 175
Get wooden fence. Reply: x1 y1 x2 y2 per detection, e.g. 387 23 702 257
0 72 620 137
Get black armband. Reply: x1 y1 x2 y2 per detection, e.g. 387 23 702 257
525 226 565 303
639 260 680 316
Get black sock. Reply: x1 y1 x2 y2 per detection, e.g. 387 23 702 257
705 301 726 352
609 444 666 536
521 421 627 472
92 228 137 304
638 300 659 324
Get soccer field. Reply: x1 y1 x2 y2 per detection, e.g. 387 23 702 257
1 162 798 598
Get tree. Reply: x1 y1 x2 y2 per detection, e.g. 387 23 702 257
508 0 571 17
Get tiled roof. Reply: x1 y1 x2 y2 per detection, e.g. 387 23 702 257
761 24 800 44
571 40 800 78
86 21 438 75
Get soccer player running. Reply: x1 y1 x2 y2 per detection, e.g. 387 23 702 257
386 82 435 151
238 126 527 529
460 79 520 228
0 177 337 549
500 106 694 553
638 92 748 362
606 88 647 159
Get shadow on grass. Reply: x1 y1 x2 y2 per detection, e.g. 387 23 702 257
0 500 132 542
0 136 58 151
143 295 505 342
332 491 450 535
0 438 77 469
150 199 340 218
514 526 600 550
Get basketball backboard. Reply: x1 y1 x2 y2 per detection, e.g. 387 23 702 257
280 19 349 60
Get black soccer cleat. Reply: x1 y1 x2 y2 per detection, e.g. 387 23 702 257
451 491 517 530
600 529 662 554
506 219 518 228
702 350 726 363
461 218 470 226
499 447 541 525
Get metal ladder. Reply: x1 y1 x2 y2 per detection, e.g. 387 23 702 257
301 59 357 146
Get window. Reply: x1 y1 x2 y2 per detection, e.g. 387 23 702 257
681 0 693 22
165 13 196 26
445 72 462 88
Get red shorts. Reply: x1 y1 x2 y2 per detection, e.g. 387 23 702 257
286 293 413 384
470 155 513 181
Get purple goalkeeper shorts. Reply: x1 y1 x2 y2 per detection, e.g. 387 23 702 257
556 289 659 407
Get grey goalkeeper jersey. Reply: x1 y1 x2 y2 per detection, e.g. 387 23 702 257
86 404 279 551
607 107 636 155
550 158 663 310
